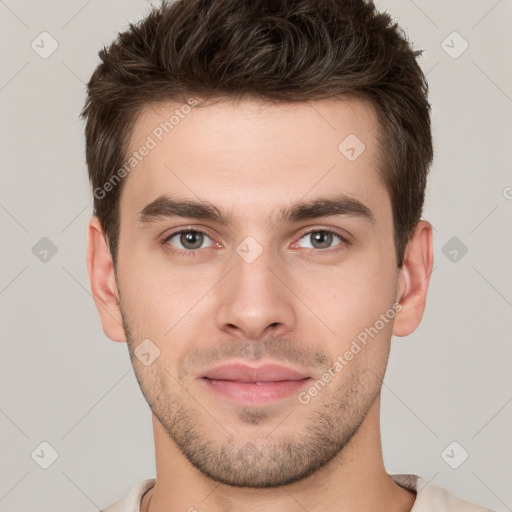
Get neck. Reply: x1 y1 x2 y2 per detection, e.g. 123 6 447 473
141 396 416 512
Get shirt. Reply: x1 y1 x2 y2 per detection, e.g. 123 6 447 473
101 474 494 512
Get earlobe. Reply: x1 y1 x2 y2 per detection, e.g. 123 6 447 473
393 220 434 337
86 216 127 343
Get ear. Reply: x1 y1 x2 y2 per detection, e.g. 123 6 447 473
86 216 126 343
393 220 434 337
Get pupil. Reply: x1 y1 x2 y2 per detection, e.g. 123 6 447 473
313 231 331 249
182 231 202 249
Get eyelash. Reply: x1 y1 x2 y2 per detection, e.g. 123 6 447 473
160 228 351 257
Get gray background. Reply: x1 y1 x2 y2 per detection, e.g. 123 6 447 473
1 0 511 511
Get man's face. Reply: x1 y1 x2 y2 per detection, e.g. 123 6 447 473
115 97 400 487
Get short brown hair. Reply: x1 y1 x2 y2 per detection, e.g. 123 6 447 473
81 0 433 268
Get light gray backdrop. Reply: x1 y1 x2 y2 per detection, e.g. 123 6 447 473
1 0 511 511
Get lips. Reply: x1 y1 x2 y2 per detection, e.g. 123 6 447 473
201 363 310 383
199 363 312 405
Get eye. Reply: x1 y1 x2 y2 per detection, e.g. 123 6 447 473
295 229 347 251
162 229 215 253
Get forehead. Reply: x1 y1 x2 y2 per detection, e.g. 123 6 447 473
120 96 388 226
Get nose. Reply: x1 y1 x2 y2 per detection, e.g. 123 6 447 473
214 241 297 340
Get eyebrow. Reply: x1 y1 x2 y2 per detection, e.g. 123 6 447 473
137 193 376 227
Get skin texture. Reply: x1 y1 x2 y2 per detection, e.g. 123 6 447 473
87 96 433 512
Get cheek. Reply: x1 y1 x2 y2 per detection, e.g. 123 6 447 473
291 219 395 306
292 244 397 351
118 248 216 338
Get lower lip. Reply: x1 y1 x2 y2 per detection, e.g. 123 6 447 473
201 378 311 405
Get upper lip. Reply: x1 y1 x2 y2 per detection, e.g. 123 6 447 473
201 363 310 382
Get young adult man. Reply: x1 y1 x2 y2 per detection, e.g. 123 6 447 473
82 0 493 510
